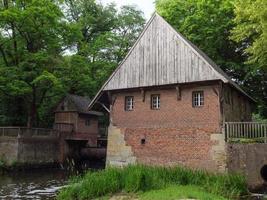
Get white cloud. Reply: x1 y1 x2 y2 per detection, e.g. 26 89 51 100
98 0 155 20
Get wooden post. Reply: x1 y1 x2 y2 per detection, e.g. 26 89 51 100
141 88 145 102
264 124 267 143
176 86 181 100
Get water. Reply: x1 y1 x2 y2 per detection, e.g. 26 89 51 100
0 169 69 200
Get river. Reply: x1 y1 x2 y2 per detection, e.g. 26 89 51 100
0 169 69 200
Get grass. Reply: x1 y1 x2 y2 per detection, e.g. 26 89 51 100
57 165 248 200
140 185 227 200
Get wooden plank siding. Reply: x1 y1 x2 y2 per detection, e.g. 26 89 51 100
103 13 226 91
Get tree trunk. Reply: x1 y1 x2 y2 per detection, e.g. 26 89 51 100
27 88 37 128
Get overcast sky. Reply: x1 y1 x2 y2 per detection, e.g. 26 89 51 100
99 0 155 20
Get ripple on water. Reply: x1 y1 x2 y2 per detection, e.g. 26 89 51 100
0 169 69 200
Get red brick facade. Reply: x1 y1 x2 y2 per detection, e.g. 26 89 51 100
107 82 226 170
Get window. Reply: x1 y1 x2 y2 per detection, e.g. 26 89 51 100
151 94 160 110
125 96 134 111
192 91 204 107
85 119 90 126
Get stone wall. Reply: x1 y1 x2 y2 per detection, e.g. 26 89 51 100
106 83 226 171
227 143 267 188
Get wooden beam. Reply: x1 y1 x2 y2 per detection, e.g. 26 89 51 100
212 87 218 96
176 86 181 100
140 88 145 102
96 102 110 113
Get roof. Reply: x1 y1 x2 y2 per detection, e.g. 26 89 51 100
66 94 103 116
88 13 255 109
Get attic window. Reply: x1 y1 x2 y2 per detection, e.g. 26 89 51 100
192 91 204 107
151 94 160 110
125 96 134 111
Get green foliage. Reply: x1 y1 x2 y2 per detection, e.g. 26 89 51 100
231 0 267 70
231 0 267 117
0 0 70 127
57 165 248 200
0 0 145 127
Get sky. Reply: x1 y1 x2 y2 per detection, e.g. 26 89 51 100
99 0 155 20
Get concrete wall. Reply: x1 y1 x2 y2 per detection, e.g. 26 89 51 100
0 137 18 165
0 136 59 166
106 83 226 171
227 143 267 188
17 138 59 164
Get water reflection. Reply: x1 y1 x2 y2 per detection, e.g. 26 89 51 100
0 169 69 200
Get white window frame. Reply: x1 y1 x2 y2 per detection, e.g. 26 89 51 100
151 94 160 110
125 96 134 111
193 91 204 107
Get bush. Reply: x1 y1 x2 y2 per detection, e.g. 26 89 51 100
57 165 248 200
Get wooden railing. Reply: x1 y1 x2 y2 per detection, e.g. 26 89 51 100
0 127 59 138
225 122 267 142
53 123 74 133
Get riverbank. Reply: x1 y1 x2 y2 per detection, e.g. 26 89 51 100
57 165 248 200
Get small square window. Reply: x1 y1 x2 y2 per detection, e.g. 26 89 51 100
192 91 204 107
151 94 160 110
85 119 90 126
125 96 134 111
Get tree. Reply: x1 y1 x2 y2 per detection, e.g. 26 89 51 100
0 0 74 127
63 1 145 95
0 0 145 127
231 0 267 117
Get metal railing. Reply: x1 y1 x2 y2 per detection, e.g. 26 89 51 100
0 127 59 138
225 122 267 142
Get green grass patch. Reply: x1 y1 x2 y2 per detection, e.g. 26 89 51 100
57 165 247 200
140 185 227 200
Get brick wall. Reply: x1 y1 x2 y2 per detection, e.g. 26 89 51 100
107 83 226 171
55 112 99 146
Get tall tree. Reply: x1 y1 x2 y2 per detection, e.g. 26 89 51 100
63 1 145 95
0 0 74 127
231 0 267 117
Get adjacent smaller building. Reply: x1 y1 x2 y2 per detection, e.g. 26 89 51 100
54 94 103 147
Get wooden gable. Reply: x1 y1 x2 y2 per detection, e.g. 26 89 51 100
88 13 254 110
103 13 227 91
